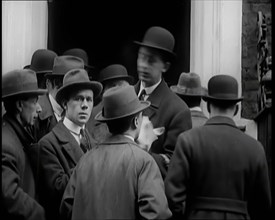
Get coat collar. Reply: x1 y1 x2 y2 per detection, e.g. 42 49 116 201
205 116 238 129
38 94 54 120
51 121 84 163
100 134 139 147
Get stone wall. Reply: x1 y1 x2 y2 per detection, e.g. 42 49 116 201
241 0 271 119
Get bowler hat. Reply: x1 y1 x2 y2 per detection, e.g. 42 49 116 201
2 69 47 99
170 72 207 97
134 26 176 58
24 49 57 74
99 64 133 84
95 85 150 122
56 69 103 105
63 48 95 70
202 74 243 102
45 55 85 78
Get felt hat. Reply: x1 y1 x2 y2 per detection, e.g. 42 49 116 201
202 74 243 102
134 26 176 58
2 69 47 99
99 64 133 84
95 85 150 122
24 49 57 75
45 55 85 78
170 72 207 96
56 68 103 105
63 48 95 71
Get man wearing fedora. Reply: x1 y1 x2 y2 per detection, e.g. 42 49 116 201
60 85 171 220
2 69 47 220
24 49 58 89
33 55 85 141
165 75 271 219
134 26 192 179
170 72 208 127
86 63 133 142
36 68 102 220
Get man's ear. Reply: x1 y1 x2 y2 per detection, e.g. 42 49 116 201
15 100 23 112
233 104 239 116
163 62 171 73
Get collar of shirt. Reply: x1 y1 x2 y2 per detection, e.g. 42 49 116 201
63 117 85 144
138 78 162 97
190 106 203 112
123 134 135 142
49 93 63 121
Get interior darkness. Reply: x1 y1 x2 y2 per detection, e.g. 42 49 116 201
47 0 191 85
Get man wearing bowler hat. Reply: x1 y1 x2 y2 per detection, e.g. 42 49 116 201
2 69 47 220
134 26 192 178
170 72 208 127
60 85 171 220
86 63 133 142
33 55 85 141
36 68 102 220
165 75 271 219
24 49 58 89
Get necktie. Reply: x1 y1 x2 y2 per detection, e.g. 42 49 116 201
139 89 147 101
79 128 89 153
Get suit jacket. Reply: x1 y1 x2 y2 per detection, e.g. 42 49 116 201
135 80 192 178
60 135 172 220
165 116 271 220
190 109 208 128
34 94 58 141
2 114 45 220
37 121 96 220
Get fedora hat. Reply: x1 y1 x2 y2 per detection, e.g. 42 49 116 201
24 49 57 74
170 72 207 97
63 48 95 71
2 69 47 99
202 74 243 102
56 68 103 105
134 26 176 58
99 64 133 84
45 55 85 78
95 85 150 122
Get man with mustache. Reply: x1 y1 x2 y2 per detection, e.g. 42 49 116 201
134 26 192 178
36 68 102 220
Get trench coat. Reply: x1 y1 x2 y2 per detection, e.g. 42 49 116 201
2 114 45 220
37 121 96 220
135 79 192 178
165 116 271 220
60 134 172 220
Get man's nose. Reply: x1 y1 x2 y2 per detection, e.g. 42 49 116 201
36 102 42 113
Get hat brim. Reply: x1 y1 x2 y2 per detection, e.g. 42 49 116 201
134 41 176 57
56 81 103 105
202 95 243 102
170 85 206 97
95 100 150 122
101 75 134 84
2 89 47 99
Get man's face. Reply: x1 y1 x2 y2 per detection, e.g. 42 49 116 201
137 47 168 87
20 96 41 126
65 89 94 127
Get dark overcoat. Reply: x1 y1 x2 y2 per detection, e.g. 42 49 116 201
34 94 58 141
60 135 172 220
2 114 45 220
135 79 192 178
165 116 271 220
37 121 96 220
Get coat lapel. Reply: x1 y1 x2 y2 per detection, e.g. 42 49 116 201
52 122 83 165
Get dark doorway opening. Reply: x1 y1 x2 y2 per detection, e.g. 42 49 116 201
48 0 191 85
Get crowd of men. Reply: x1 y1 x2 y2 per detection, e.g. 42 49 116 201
2 26 271 220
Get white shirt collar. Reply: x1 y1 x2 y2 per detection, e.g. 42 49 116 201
63 117 85 135
138 78 162 97
190 106 202 112
49 94 63 118
123 134 135 142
